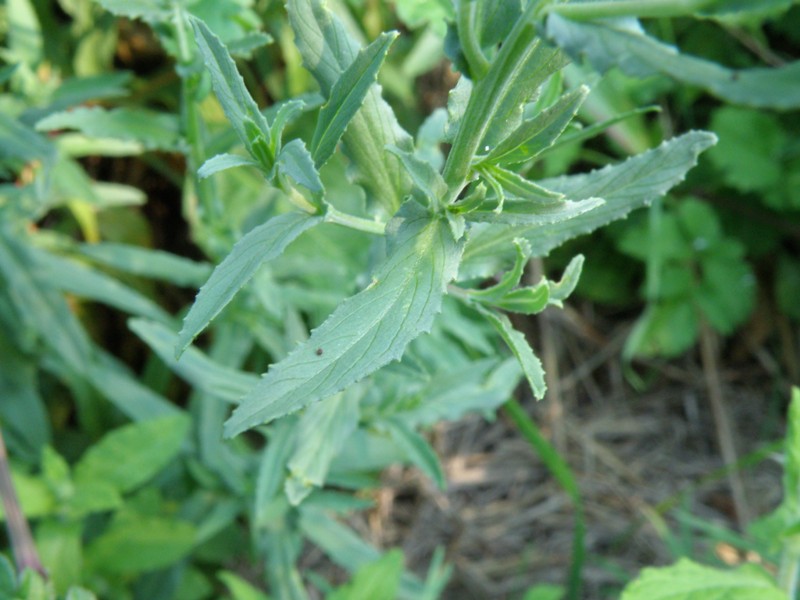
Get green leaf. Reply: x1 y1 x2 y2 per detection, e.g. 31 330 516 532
31 248 171 323
131 319 258 403
382 418 446 489
299 507 425 599
490 283 550 315
78 243 211 288
475 305 546 399
277 139 323 194
74 414 190 493
311 31 398 168
707 107 785 193
624 302 698 359
480 164 565 204
176 211 323 356
218 571 271 600
94 0 168 21
548 254 584 306
466 197 604 227
547 14 800 110
484 86 589 166
86 512 196 575
387 145 448 205
191 18 272 164
621 558 786 600
327 550 404 600
36 520 81 595
36 107 182 151
287 0 414 213
467 239 531 301
461 131 717 277
522 584 565 600
285 388 361 505
65 588 98 600
224 203 462 437
198 153 259 179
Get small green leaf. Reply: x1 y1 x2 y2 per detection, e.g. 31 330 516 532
311 31 398 167
277 138 323 194
476 305 546 399
467 197 604 227
198 153 259 179
621 558 786 600
485 86 589 166
548 254 584 306
74 414 190 493
65 588 98 600
176 211 323 356
224 202 462 436
383 418 446 490
36 520 81 594
490 283 550 315
387 145 448 205
468 239 531 302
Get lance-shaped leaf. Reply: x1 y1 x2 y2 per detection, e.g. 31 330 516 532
277 138 323 194
192 18 273 165
547 14 800 110
461 131 717 278
287 0 414 213
198 153 258 179
467 197 604 226
224 202 462 437
311 31 398 168
483 86 589 165
176 212 323 356
387 145 447 206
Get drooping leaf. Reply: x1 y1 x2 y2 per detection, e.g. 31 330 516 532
224 202 462 437
548 254 585 306
461 131 717 277
311 31 398 167
621 558 786 600
176 211 323 356
36 107 182 151
131 319 258 403
287 0 414 213
475 305 546 399
74 414 190 493
547 14 800 110
77 242 211 288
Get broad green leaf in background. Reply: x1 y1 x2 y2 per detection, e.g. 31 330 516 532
86 512 196 575
176 211 323 356
224 202 462 437
546 14 800 110
287 0 414 214
36 520 81 594
621 558 787 600
311 31 398 168
36 107 182 151
74 414 190 493
460 131 717 277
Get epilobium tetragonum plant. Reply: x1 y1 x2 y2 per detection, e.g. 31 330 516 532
173 1 715 437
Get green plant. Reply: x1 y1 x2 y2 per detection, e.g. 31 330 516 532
17 0 800 598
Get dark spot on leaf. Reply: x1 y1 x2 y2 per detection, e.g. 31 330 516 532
315 348 323 356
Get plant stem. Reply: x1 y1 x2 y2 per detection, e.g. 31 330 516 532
456 0 489 79
549 0 716 20
504 399 585 600
0 426 45 577
324 205 386 235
